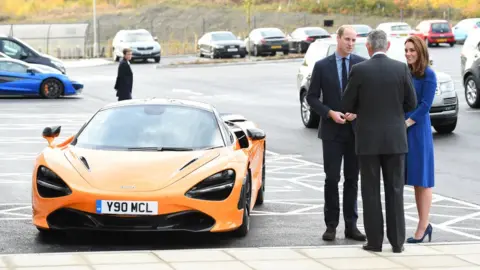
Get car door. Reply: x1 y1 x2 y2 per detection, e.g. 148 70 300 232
0 61 40 94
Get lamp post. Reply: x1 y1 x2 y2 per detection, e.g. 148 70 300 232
93 0 97 58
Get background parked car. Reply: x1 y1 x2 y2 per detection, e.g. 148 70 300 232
453 18 480 44
287 27 330 54
376 22 414 37
350 24 373 37
0 35 66 74
461 29 480 108
244 27 289 56
197 31 246 58
413 19 455 47
111 29 161 63
297 37 459 134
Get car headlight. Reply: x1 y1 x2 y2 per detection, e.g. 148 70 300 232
438 80 455 94
185 169 236 201
36 166 72 198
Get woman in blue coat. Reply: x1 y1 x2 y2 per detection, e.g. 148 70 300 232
404 36 436 243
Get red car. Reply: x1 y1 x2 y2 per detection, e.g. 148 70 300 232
413 19 455 47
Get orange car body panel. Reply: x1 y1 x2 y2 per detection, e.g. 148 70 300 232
32 110 266 233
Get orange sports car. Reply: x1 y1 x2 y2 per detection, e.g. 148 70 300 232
32 98 266 237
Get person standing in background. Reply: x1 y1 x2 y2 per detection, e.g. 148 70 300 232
306 25 367 242
114 48 133 101
403 35 436 244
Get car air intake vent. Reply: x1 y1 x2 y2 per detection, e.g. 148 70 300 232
79 156 90 170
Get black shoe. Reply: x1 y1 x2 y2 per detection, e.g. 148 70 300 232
322 227 336 241
392 246 404 253
345 227 366 241
362 243 382 252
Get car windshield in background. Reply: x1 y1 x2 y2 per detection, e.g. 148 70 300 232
431 23 451 33
391 25 411 31
211 33 237 41
305 28 329 36
260 29 285 38
125 33 154 42
74 105 225 151
353 25 371 33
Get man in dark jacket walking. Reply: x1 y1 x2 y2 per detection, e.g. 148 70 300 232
114 48 133 101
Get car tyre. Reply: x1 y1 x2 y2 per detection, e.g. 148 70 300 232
255 144 266 206
40 78 63 99
433 119 457 134
233 170 251 237
464 75 480 108
154 56 160 63
300 90 320 128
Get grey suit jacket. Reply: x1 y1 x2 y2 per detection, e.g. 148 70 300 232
341 53 417 155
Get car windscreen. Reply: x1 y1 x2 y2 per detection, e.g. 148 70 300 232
74 104 225 150
353 25 371 33
304 28 329 36
260 29 285 38
125 32 154 42
391 25 411 31
431 23 451 33
211 32 236 41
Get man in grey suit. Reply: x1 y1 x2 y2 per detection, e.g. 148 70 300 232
341 30 417 253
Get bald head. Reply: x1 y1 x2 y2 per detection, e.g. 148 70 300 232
336 25 357 57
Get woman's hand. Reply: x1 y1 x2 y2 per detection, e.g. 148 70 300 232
405 118 416 128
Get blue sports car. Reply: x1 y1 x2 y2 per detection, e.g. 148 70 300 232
0 58 83 99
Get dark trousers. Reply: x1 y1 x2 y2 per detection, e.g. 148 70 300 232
358 154 406 248
322 126 359 230
117 91 132 101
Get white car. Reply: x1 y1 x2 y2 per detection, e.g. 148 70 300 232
111 29 161 63
297 37 458 134
460 28 480 108
376 22 414 38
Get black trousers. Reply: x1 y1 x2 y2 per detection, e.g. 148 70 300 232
358 154 406 248
117 92 132 101
322 126 359 230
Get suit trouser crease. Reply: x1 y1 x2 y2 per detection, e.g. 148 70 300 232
359 154 405 247
322 127 359 229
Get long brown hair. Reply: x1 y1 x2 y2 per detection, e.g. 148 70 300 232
404 35 429 77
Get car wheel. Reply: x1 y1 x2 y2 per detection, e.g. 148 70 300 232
465 75 480 108
154 56 160 63
300 90 320 128
253 45 259 57
450 42 455 47
255 144 265 206
233 170 251 237
36 226 55 236
40 78 63 99
112 48 119 61
297 43 302 54
434 119 457 134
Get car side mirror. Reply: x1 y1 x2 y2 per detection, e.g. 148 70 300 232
246 128 265 140
42 126 61 147
26 68 35 74
154 36 158 41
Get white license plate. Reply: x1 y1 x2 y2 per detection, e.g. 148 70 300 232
227 48 238 52
96 200 158 215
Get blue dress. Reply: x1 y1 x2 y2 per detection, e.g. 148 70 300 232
405 66 436 188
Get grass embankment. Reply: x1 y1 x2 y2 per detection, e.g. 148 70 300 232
1 0 477 57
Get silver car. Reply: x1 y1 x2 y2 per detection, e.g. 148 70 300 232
297 37 458 134
112 29 161 63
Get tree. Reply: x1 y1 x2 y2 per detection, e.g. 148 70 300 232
244 0 254 30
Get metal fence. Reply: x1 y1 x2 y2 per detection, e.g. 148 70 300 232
0 23 89 59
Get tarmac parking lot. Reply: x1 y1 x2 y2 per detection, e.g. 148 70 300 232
0 43 479 254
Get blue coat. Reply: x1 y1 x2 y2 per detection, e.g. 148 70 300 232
405 66 436 188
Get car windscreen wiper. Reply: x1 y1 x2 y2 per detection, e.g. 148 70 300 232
127 147 194 151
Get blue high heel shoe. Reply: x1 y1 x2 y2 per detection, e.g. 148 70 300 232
407 224 433 243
